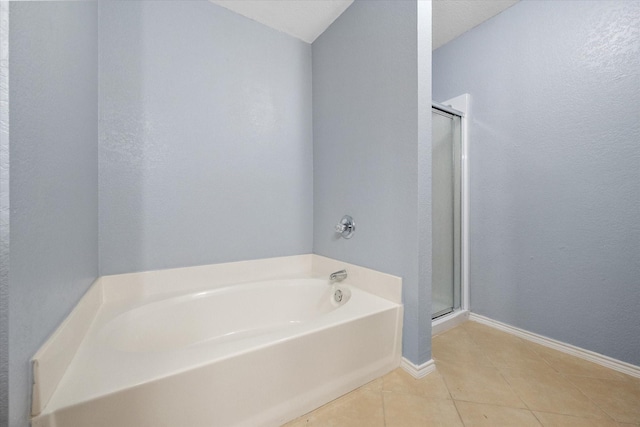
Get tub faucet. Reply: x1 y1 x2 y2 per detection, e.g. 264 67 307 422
329 270 347 282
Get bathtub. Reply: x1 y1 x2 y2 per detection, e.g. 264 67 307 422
32 255 403 427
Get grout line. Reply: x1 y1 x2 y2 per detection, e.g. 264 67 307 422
453 399 544 427
381 389 456 404
461 322 625 423
530 407 619 424
434 355 470 426
454 323 533 411
468 314 640 379
529 409 545 426
451 400 467 426
494 366 533 411
534 342 640 423
380 374 387 427
438 363 457 402
561 375 620 423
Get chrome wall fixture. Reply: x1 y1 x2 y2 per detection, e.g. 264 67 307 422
335 215 355 239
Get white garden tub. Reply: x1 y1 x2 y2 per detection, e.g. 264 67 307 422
32 255 403 427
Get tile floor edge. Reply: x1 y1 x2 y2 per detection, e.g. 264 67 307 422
468 313 640 379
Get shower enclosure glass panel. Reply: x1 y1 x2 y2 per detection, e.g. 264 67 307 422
432 108 462 319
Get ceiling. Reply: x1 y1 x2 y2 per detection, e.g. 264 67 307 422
210 1 354 44
210 0 518 48
432 0 518 49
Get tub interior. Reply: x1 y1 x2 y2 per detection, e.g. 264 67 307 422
104 280 350 353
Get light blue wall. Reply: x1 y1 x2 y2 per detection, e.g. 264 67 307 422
3 1 436 424
99 1 313 275
0 2 8 424
433 1 640 365
312 0 433 364
8 2 99 426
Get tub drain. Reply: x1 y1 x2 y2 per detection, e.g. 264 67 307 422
334 289 343 303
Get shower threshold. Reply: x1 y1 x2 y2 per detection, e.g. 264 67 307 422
432 309 469 336
432 308 454 320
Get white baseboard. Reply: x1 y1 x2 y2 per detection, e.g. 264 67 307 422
401 358 436 379
468 313 640 379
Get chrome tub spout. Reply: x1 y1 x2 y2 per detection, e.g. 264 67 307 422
329 270 347 282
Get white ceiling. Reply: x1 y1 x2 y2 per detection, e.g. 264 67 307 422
432 0 519 49
209 0 518 48
210 0 354 44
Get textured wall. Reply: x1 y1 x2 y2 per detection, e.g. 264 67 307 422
8 2 99 426
312 0 432 364
99 1 313 275
433 1 640 364
0 2 9 425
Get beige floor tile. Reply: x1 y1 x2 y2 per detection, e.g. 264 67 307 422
433 326 494 366
492 353 562 378
383 392 463 427
565 375 640 424
281 417 310 427
474 335 552 370
462 321 521 344
500 367 611 419
626 375 640 388
455 400 542 426
437 360 526 408
360 376 383 392
283 387 384 427
382 368 450 399
463 323 522 344
462 324 555 371
533 411 620 427
286 322 640 427
527 344 633 382
460 320 493 333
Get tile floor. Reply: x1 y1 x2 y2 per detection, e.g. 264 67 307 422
284 321 640 426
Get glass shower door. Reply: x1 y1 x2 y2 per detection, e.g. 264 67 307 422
432 108 462 319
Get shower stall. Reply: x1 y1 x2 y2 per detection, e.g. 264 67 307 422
431 97 468 330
